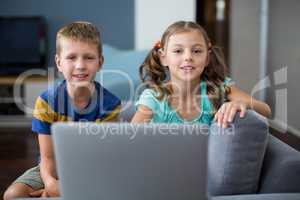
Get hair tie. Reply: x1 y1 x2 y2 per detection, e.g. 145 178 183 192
154 41 162 50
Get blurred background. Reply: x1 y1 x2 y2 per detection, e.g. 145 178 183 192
0 0 299 197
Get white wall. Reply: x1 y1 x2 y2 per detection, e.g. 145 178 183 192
135 0 196 50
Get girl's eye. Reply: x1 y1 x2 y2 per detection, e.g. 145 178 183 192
173 49 182 53
193 49 203 54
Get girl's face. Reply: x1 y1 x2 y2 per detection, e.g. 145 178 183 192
160 30 209 85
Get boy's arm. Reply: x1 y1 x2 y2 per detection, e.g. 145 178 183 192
38 134 60 197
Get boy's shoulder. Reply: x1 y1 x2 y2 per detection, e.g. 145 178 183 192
95 81 121 109
37 80 66 107
94 82 121 121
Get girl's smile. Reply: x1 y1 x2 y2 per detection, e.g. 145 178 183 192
179 65 196 73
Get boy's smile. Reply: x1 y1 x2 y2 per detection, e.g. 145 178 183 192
72 73 89 81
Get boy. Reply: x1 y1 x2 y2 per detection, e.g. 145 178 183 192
3 21 121 199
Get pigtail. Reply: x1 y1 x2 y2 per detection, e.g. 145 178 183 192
202 45 230 112
139 46 169 100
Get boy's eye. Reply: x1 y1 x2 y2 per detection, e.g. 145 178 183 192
83 54 97 60
86 56 96 60
66 56 76 60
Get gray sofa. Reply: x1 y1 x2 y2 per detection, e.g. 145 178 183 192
18 105 300 200
119 102 300 200
101 45 300 199
18 46 300 200
208 110 300 200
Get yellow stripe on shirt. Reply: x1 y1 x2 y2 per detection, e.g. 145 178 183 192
33 96 70 123
96 105 121 122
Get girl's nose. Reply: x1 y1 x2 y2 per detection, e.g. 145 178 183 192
184 51 192 61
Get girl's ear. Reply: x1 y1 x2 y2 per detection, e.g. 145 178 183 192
158 49 167 66
55 54 63 72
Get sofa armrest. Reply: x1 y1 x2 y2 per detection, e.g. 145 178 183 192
208 110 269 195
259 135 300 193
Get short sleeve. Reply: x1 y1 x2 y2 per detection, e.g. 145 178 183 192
224 77 234 87
135 89 160 112
222 77 234 102
32 95 55 135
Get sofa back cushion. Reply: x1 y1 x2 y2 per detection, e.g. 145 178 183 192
96 44 148 101
118 101 136 122
208 110 269 195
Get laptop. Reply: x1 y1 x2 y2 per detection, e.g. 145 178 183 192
39 123 209 200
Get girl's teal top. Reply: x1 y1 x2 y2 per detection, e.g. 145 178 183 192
135 79 232 125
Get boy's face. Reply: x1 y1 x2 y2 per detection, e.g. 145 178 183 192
55 37 103 87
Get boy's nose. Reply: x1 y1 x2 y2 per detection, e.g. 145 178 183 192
75 59 86 70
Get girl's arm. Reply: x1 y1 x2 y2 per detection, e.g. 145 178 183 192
228 85 271 117
131 105 153 123
215 85 271 128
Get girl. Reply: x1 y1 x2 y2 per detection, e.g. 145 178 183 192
132 21 271 127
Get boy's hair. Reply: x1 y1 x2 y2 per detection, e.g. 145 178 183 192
56 21 102 55
139 21 230 111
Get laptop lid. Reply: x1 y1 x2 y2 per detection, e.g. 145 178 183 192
52 123 209 200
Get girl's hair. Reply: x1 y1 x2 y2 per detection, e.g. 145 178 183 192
139 21 230 111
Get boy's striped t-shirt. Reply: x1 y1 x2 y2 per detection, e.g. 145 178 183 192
32 80 121 135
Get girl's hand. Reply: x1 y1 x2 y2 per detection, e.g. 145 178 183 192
214 101 247 128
